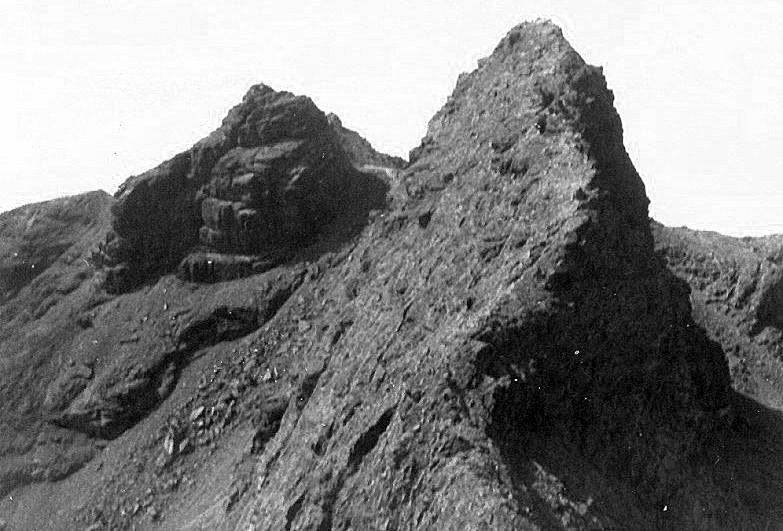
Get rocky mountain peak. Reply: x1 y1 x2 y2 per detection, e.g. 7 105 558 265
222 83 334 147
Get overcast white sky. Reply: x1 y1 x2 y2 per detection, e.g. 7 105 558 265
1 1 781 236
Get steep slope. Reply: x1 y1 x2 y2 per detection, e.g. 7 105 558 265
2 19 783 531
653 222 783 410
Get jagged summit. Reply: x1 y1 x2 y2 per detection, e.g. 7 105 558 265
1 20 783 531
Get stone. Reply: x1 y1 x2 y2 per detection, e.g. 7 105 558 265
99 85 382 291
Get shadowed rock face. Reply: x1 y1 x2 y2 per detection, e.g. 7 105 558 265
97 85 367 291
654 222 783 409
3 19 783 531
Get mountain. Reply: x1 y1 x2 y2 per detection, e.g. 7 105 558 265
2 20 783 530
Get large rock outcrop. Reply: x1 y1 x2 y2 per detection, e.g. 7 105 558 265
97 85 378 291
2 19 783 531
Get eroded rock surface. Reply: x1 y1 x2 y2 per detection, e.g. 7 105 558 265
0 191 113 496
96 85 381 291
0 191 111 305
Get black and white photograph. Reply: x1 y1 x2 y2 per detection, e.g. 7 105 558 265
1 1 782 529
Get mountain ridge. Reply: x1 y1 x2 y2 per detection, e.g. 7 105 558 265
1 20 782 531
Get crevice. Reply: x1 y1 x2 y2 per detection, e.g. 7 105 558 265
316 407 396 531
296 369 325 411
347 407 395 473
251 396 289 454
285 492 306 531
313 421 334 456
176 305 260 351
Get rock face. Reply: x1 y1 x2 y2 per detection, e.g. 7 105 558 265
654 222 783 409
96 85 375 291
2 19 783 531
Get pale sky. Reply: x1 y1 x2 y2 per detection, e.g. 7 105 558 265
1 1 781 236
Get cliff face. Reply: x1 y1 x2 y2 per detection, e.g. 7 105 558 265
2 20 783 531
653 222 783 410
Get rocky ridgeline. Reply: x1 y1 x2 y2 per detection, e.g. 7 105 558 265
1 20 783 531
0 85 390 518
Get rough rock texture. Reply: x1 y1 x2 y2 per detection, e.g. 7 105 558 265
2 19 783 531
654 222 783 410
95 85 379 291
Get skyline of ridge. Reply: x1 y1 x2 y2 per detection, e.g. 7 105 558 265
1 1 781 237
